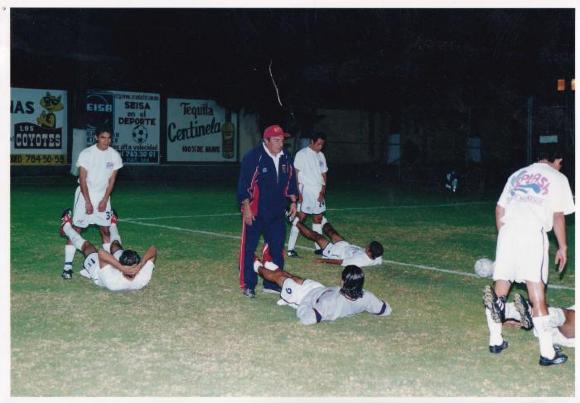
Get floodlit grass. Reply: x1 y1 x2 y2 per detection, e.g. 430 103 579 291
10 180 574 396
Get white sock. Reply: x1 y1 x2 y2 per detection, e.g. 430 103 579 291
504 302 520 321
63 244 76 271
485 308 503 346
102 243 111 253
321 216 328 226
109 224 122 244
287 225 300 250
533 315 555 359
312 223 322 250
548 307 566 328
63 223 86 250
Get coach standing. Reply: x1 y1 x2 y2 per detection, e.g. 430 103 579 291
237 124 298 298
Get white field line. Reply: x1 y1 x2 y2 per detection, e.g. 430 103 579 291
121 200 493 221
121 219 575 292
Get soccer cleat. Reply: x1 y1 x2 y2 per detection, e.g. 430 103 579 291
313 249 323 256
59 208 73 237
287 250 299 258
242 288 256 298
482 285 506 323
111 208 119 225
539 350 568 366
513 293 533 330
61 269 73 280
489 340 508 354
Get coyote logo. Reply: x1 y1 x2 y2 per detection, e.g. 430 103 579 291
36 92 64 128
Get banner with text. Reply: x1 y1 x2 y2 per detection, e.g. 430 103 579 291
85 90 160 164
166 98 237 162
11 87 68 165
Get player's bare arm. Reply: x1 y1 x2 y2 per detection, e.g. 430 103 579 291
495 204 505 232
315 257 343 265
79 167 93 214
552 212 567 272
138 246 158 268
98 249 140 276
98 169 119 212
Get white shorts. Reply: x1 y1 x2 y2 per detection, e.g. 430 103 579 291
72 186 113 228
298 184 326 215
322 240 349 260
280 278 324 307
493 222 549 284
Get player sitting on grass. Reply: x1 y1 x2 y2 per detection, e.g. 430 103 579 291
253 257 391 325
485 287 575 349
287 215 383 267
59 208 157 291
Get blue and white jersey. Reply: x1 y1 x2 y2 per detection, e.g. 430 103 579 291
498 162 574 231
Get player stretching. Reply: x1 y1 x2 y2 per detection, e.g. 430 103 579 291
288 217 383 267
62 125 123 279
60 208 156 291
253 258 391 325
287 132 328 257
483 146 574 366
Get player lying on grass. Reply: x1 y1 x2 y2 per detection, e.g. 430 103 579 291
253 257 391 325
59 208 157 291
484 287 575 349
286 215 383 267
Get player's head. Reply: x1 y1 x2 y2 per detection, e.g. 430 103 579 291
340 265 365 300
95 124 112 150
536 144 564 170
119 249 141 266
309 132 326 152
368 241 384 259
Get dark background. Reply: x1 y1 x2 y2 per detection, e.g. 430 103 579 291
10 8 575 188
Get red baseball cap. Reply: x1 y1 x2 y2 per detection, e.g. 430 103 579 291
263 124 291 139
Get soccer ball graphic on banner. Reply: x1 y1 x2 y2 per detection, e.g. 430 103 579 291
474 258 495 278
132 124 148 144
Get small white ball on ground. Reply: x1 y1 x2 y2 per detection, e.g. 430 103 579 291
474 258 494 278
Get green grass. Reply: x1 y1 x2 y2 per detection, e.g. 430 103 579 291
10 180 575 396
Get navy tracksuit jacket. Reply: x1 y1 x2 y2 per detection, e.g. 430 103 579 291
236 143 297 291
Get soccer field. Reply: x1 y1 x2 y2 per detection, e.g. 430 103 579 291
10 180 575 397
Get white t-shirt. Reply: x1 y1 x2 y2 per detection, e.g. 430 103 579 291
294 146 328 188
76 144 123 200
323 240 383 267
497 162 575 231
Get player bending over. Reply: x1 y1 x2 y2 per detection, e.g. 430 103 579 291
287 216 383 267
485 287 575 349
60 208 157 291
253 258 391 325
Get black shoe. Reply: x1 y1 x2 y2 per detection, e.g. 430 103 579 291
61 269 73 280
539 350 568 366
313 249 323 256
513 293 533 330
553 344 563 353
242 288 255 298
287 250 299 258
489 341 508 354
483 285 506 322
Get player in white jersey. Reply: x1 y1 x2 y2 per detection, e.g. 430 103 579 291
484 146 575 366
253 257 391 324
60 208 156 291
62 126 124 280
287 133 329 257
287 216 383 267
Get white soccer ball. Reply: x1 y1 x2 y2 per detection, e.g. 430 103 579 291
474 258 495 278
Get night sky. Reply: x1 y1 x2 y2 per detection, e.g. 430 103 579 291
11 8 574 113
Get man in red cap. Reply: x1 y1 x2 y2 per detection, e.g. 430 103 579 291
236 124 298 297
